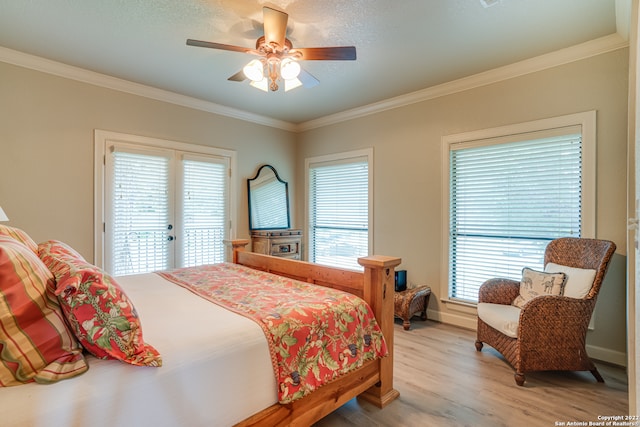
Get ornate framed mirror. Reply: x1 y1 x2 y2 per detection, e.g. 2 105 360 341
247 164 290 230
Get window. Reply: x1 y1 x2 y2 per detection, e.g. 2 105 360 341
94 130 236 275
306 149 373 270
442 112 595 303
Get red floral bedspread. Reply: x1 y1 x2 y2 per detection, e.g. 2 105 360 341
157 263 388 403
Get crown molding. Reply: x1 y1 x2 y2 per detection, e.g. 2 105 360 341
0 46 297 132
295 33 629 132
0 33 629 134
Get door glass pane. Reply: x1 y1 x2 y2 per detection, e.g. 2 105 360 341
181 157 227 267
111 150 171 276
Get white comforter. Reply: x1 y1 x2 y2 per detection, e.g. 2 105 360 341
0 273 277 427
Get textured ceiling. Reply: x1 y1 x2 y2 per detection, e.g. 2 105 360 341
0 0 624 126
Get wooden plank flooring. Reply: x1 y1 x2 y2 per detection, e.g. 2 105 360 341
314 320 628 427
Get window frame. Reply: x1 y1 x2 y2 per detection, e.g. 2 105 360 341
440 111 596 306
94 129 236 269
304 148 374 269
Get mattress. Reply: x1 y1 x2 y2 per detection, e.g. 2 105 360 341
0 272 277 427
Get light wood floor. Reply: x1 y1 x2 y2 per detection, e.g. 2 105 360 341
314 320 628 427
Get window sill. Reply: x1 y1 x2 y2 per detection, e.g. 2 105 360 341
441 298 477 308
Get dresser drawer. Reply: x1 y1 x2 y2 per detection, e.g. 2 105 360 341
251 229 302 260
271 241 300 256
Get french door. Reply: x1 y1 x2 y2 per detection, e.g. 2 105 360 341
95 131 234 276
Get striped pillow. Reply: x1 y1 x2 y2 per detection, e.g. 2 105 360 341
0 235 87 386
0 224 38 253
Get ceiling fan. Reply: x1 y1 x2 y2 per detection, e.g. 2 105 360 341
186 6 356 92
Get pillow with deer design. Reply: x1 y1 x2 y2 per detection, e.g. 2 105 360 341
512 268 567 309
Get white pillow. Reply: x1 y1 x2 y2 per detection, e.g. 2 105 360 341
544 262 597 299
477 303 521 338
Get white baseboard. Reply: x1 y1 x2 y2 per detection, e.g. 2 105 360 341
427 308 477 330
586 344 628 367
427 309 627 367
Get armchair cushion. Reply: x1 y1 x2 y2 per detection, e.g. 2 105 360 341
477 303 521 338
544 263 596 299
512 268 567 308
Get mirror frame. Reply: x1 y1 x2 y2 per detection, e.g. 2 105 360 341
247 164 291 230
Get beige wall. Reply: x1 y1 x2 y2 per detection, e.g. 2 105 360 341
296 48 630 363
0 47 630 364
0 61 297 260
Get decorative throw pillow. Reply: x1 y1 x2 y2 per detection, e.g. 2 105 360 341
0 224 38 253
0 235 87 386
37 240 86 284
38 239 85 261
39 242 162 367
512 267 567 309
544 262 597 299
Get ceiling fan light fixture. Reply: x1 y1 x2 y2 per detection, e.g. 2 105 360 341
188 7 356 93
280 58 301 80
243 59 264 82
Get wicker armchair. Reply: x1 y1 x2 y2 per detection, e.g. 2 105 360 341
475 237 616 386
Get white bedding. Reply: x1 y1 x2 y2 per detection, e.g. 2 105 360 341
0 272 277 427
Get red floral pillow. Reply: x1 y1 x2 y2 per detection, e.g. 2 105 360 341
0 235 87 386
38 240 86 283
38 241 162 367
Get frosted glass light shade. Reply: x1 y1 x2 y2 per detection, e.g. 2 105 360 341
0 206 8 222
280 58 301 80
243 59 264 82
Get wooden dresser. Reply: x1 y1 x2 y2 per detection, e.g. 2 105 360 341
250 229 302 260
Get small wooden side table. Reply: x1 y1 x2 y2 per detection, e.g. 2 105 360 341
394 285 431 330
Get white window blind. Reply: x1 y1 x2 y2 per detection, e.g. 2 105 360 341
448 129 583 302
109 148 173 276
308 156 370 270
180 155 227 267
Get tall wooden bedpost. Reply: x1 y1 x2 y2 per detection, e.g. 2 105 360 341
224 239 250 263
358 255 402 408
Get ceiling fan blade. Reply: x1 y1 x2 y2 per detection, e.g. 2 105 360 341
291 46 356 61
186 39 252 54
298 68 319 88
227 70 247 82
263 7 288 48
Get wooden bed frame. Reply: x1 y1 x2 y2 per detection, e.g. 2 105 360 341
227 240 401 427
